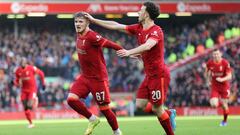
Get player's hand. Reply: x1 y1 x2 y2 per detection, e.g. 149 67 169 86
84 13 94 22
117 49 130 57
216 77 224 82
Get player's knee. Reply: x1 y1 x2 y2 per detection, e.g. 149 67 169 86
136 102 147 111
67 94 79 105
210 99 218 108
222 102 228 109
152 105 164 115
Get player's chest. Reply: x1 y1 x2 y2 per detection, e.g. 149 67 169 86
19 70 33 78
209 65 224 73
137 32 150 44
76 39 94 50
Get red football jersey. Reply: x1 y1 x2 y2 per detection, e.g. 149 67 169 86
206 58 231 87
126 24 167 77
76 30 109 81
15 65 45 92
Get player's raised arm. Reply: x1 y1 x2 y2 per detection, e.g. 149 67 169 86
84 13 127 33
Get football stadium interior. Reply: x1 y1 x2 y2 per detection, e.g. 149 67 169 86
0 0 239 135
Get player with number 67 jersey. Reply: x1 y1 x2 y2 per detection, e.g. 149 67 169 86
67 12 123 135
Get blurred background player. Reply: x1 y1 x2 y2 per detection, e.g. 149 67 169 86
14 57 45 128
205 49 232 126
67 12 123 135
85 2 176 135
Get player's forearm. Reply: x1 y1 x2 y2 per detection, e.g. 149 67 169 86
92 18 122 31
102 40 123 50
36 69 45 85
221 73 232 81
128 44 151 56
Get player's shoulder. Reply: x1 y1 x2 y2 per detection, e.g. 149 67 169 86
87 30 102 40
221 58 229 63
128 23 142 30
149 25 163 35
221 58 230 66
14 67 21 73
27 65 37 71
206 59 213 65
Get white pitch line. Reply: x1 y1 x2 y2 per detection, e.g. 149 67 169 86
0 116 239 126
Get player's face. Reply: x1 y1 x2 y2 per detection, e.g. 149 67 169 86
74 17 89 34
20 58 27 68
138 6 147 23
212 50 222 62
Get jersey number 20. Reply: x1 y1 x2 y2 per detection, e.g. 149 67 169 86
152 90 161 100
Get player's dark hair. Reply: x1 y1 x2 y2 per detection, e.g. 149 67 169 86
213 48 220 52
143 2 160 20
74 11 87 19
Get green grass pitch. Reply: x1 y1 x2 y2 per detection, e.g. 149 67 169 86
0 116 239 135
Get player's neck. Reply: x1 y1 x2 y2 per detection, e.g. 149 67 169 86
142 19 154 30
79 27 90 36
214 59 222 63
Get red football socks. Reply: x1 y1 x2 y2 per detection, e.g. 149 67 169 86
25 109 32 124
67 98 92 119
101 109 119 131
158 111 174 135
223 109 229 122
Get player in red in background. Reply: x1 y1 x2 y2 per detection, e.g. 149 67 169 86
205 49 232 126
14 58 45 128
85 2 176 135
67 12 123 135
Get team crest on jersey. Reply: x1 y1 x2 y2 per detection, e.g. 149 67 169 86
151 31 158 36
145 34 149 40
96 35 102 41
82 40 86 45
219 66 223 71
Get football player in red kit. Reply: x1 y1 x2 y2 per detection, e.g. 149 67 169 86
14 58 45 128
205 49 232 126
67 12 123 135
84 2 176 135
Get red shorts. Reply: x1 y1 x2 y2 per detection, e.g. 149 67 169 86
69 75 110 105
21 91 37 101
211 84 230 99
137 75 170 106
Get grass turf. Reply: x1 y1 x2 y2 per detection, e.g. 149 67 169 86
0 116 239 135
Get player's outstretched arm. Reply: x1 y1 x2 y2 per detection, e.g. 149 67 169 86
117 38 157 57
84 13 126 32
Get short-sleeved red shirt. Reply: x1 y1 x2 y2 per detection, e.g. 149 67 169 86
126 24 168 77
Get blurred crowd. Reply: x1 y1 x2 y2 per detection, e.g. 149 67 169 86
0 14 239 111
